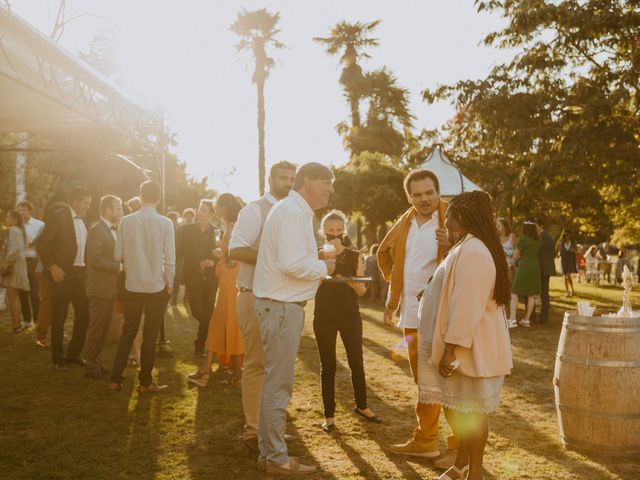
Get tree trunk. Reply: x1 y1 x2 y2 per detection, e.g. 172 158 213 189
348 92 361 128
257 80 266 196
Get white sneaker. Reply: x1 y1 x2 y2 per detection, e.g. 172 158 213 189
521 319 531 327
507 319 518 329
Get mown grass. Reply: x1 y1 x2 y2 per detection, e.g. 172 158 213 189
1 277 639 479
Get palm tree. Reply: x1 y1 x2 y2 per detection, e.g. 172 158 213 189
230 9 284 196
345 68 415 158
314 20 381 129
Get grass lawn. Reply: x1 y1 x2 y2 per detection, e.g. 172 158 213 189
1 276 639 480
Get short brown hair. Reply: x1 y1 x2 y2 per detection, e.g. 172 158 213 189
293 163 334 191
100 195 121 215
198 199 214 214
70 186 91 203
270 161 297 178
16 200 35 212
403 169 440 196
140 181 161 204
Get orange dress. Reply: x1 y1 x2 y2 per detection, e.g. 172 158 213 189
205 255 243 363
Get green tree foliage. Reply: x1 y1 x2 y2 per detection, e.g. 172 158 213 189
342 68 415 158
230 8 284 196
331 151 407 244
424 0 640 241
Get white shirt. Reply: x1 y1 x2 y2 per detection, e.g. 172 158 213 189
101 217 117 242
228 193 277 250
397 213 439 329
70 207 88 267
115 206 175 293
253 190 328 302
23 217 45 258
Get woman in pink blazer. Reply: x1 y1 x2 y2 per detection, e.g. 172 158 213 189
427 191 513 480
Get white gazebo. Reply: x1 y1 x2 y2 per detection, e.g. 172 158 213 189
419 145 480 198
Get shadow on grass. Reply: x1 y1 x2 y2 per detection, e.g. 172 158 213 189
297 333 428 479
493 404 639 480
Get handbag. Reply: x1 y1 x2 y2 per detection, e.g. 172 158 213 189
0 263 14 277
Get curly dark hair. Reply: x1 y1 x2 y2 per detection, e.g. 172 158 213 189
449 191 510 307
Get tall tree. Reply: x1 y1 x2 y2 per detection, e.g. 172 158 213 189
230 8 284 196
343 68 414 158
425 0 640 240
314 20 381 130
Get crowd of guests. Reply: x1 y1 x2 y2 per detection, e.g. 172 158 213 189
12 160 634 478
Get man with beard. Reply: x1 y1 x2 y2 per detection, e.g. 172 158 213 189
227 161 296 450
378 169 455 462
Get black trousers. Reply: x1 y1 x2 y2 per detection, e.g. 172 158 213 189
111 289 170 386
185 275 218 352
313 313 367 418
18 257 39 324
540 275 551 323
50 269 90 365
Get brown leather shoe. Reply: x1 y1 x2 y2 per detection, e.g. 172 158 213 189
266 458 317 475
139 383 168 394
389 439 440 458
108 382 122 392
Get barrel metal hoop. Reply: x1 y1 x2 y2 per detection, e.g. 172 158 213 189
562 435 640 455
557 404 640 420
565 324 640 334
565 314 640 327
557 354 640 368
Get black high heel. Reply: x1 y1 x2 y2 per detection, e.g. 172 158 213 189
354 407 382 424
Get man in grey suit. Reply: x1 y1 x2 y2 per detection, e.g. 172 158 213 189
536 217 556 323
83 195 123 378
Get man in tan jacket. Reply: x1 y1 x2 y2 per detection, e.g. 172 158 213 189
378 169 451 458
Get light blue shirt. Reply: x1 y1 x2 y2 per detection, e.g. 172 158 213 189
115 206 175 293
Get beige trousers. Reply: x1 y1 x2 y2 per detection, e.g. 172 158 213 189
236 291 264 440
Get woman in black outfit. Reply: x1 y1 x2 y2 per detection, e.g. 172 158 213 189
314 210 381 432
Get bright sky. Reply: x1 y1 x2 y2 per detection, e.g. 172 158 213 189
13 0 510 202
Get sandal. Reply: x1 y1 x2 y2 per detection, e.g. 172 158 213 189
13 325 26 334
187 370 210 380
435 465 469 480
188 374 210 387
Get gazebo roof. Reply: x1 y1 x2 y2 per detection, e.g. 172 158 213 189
0 6 162 154
419 145 480 197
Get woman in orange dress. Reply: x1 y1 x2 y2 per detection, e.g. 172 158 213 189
188 193 244 386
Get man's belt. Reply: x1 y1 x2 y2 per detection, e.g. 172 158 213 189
257 297 307 308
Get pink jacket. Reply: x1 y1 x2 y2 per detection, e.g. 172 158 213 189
431 235 513 378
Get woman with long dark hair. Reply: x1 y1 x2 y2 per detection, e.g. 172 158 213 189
421 191 512 480
511 221 542 327
1 209 30 333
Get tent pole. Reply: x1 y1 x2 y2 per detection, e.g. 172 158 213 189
15 133 28 204
161 115 166 214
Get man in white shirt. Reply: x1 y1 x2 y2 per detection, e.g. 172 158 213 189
228 160 296 451
378 169 455 460
36 187 92 370
109 181 175 393
16 200 45 326
253 162 336 475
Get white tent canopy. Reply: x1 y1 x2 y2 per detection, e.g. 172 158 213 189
419 145 480 197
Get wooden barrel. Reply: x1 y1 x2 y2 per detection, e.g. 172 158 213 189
554 313 640 455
